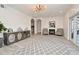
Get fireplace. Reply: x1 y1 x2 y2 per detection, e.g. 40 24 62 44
49 29 55 35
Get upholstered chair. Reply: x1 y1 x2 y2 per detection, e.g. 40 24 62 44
24 28 28 31
8 28 13 32
42 28 49 35
17 27 23 32
55 28 64 36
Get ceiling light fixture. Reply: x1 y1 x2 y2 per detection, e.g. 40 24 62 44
32 4 47 13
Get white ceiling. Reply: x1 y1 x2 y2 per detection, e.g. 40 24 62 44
7 4 73 17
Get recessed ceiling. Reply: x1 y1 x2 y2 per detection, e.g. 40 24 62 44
7 4 73 17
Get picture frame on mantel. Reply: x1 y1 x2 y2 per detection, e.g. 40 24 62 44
49 21 55 28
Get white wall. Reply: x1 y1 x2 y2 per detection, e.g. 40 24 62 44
0 5 31 31
34 16 64 34
64 5 79 40
0 5 65 35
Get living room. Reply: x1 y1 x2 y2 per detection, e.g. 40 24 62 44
0 4 79 55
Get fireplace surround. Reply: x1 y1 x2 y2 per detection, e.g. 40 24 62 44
49 29 55 35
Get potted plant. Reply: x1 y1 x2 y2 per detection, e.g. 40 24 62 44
0 21 7 48
0 21 7 38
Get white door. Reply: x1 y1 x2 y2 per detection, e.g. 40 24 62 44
70 18 77 43
37 19 41 34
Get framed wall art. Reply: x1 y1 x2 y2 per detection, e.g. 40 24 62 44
49 21 55 28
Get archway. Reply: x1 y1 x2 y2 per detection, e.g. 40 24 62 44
31 19 35 35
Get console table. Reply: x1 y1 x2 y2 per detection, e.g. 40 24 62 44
3 30 30 45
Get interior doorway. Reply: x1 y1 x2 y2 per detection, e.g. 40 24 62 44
31 19 35 35
37 19 41 34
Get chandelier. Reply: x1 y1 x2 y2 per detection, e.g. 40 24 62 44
32 4 47 13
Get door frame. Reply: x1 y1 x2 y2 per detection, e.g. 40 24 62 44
69 14 79 47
